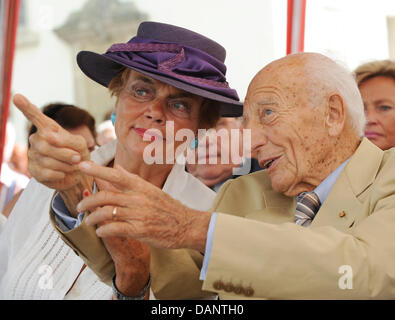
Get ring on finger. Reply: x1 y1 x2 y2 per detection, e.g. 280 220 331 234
112 207 118 220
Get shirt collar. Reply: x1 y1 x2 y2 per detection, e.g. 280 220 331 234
314 158 350 205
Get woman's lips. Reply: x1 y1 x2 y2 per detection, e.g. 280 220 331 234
365 131 382 139
133 128 164 141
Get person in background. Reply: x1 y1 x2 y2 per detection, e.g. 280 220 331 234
186 117 261 192
28 103 97 152
96 119 116 146
354 60 395 150
10 143 29 178
0 123 29 216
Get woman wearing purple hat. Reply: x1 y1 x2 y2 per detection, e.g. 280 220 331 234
0 22 242 300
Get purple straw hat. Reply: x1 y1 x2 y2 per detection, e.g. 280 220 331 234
77 21 243 117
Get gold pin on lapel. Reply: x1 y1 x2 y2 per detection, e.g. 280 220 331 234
339 210 346 218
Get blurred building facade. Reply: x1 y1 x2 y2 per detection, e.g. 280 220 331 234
54 0 147 124
10 0 147 144
8 0 395 145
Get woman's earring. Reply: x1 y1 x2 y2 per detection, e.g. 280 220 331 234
111 112 116 125
190 138 198 149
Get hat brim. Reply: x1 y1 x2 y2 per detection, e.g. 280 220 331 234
77 51 243 117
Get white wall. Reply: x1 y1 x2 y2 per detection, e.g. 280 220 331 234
10 0 86 144
304 0 395 71
130 0 281 102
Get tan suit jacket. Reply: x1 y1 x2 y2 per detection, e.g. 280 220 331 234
202 138 395 299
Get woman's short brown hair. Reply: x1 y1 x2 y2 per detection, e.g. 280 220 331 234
28 103 96 145
108 68 221 129
354 60 395 86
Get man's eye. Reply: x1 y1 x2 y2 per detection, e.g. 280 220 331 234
258 107 275 124
264 109 273 116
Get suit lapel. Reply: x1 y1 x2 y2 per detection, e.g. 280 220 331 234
311 172 362 231
311 139 383 231
259 190 296 224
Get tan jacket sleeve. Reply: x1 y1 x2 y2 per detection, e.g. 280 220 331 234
150 247 214 299
49 206 115 286
202 153 395 299
50 204 214 299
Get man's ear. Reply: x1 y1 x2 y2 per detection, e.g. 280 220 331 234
326 93 346 137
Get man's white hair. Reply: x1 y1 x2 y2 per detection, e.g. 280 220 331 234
289 53 366 138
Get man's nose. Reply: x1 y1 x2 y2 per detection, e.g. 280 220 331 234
145 100 165 124
247 122 267 155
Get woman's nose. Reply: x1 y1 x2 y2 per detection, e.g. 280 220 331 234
365 108 378 125
145 100 165 124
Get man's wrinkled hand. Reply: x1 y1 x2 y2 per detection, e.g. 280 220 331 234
77 161 211 252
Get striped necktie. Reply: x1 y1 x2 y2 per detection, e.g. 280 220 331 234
294 191 321 227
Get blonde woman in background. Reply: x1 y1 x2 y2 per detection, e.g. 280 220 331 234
354 60 395 150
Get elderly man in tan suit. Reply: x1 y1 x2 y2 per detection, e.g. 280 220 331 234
37 52 395 299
